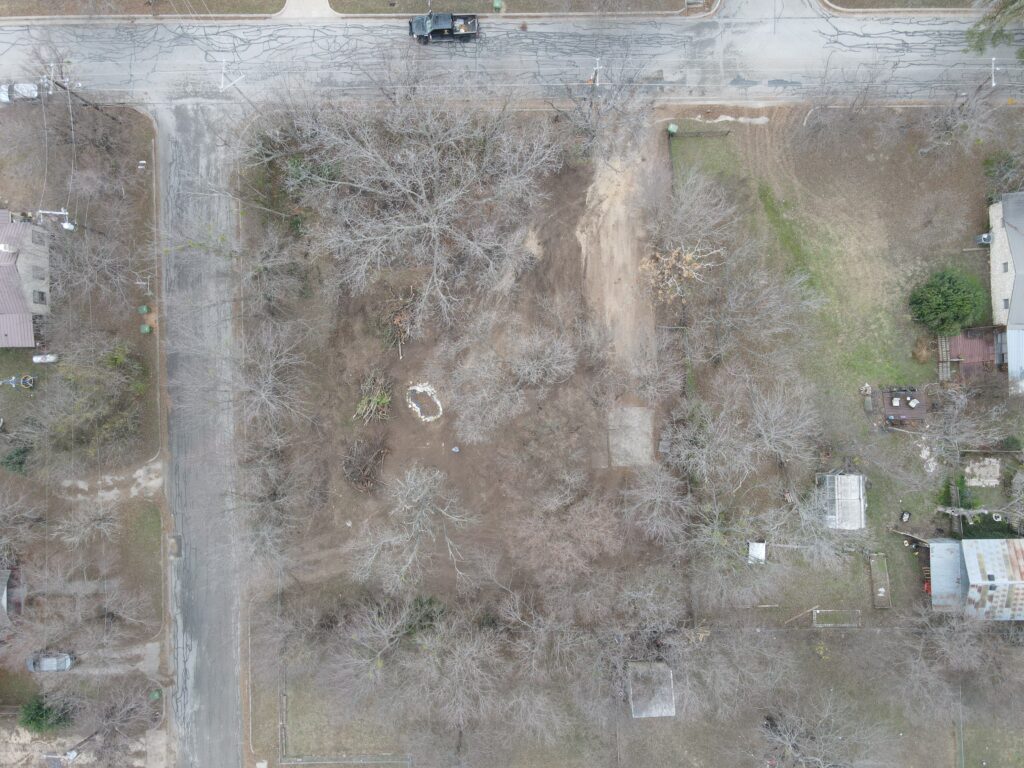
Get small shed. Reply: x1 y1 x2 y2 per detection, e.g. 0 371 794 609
747 541 766 564
817 473 867 531
626 661 675 718
0 569 10 630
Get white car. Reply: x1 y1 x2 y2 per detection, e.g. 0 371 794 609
0 83 39 104
26 651 75 672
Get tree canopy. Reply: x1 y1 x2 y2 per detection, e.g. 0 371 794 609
967 1 1024 61
909 269 987 336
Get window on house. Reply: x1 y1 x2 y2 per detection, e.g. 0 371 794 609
31 266 44 281
1004 262 1010 273
32 291 46 305
31 230 46 247
1005 299 1011 310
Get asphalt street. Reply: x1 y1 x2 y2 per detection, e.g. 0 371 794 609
0 1 1020 767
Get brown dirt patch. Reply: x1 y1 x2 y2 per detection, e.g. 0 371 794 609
577 131 667 366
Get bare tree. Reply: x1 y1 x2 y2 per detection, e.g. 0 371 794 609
52 499 121 548
396 614 503 733
677 251 816 368
235 318 311 436
0 487 44 569
642 169 737 305
245 90 564 328
661 399 756 492
549 57 649 156
321 596 416 704
347 466 476 593
925 387 1010 468
13 329 144 471
923 86 1002 156
749 386 821 466
633 332 687 405
507 329 578 388
758 692 892 768
511 493 624 587
620 464 690 544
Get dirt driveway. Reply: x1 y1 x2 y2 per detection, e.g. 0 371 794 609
576 132 667 367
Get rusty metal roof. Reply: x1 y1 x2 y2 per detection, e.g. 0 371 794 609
930 539 1024 620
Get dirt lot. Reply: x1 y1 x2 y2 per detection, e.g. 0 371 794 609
0 0 281 14
238 96 1024 768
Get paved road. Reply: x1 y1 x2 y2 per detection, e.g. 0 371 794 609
0 2 1021 768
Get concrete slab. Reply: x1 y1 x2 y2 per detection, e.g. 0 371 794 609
964 457 1001 488
609 406 654 467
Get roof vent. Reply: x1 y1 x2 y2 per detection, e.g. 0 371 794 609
988 574 996 582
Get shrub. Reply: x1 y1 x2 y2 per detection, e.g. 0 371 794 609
909 269 987 336
1 447 30 475
983 150 1024 203
19 695 70 733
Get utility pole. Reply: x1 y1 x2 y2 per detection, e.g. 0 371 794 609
592 57 603 88
992 57 1000 88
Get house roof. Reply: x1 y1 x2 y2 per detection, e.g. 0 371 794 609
1002 193 1024 328
0 569 10 630
929 539 1024 619
817 473 866 530
0 261 34 347
929 539 968 611
626 661 675 718
962 539 1024 584
0 212 42 348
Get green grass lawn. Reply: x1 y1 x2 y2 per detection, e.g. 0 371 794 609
0 348 48 429
117 501 163 618
0 669 38 705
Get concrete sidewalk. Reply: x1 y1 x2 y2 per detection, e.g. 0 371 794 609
275 0 336 18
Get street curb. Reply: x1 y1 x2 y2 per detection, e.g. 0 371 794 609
315 0 721 19
816 0 979 17
0 0 720 23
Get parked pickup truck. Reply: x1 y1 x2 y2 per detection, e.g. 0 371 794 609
408 11 480 43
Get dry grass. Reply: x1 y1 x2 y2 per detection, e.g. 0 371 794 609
0 0 281 15
330 0 697 13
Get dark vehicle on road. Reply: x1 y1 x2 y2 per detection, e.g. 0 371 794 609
409 11 480 43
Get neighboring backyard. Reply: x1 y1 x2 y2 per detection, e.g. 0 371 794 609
0 96 167 762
